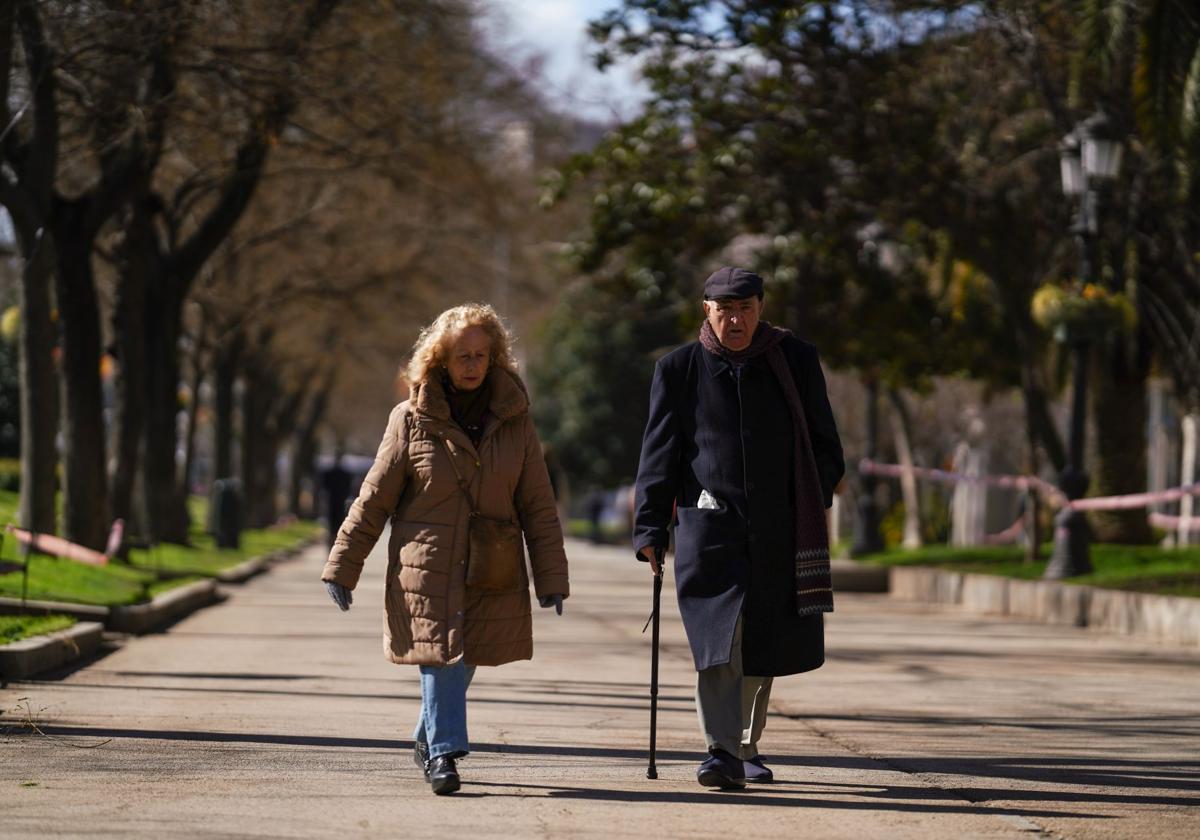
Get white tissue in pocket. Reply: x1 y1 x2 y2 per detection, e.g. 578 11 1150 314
697 489 721 510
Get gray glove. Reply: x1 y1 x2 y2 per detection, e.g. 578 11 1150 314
325 581 352 611
538 594 564 615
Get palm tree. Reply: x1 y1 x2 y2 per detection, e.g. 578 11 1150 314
1077 0 1200 185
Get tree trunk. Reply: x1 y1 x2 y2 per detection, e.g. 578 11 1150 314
1090 335 1154 544
256 434 280 529
142 275 188 544
240 359 274 529
52 203 109 550
175 352 204 540
15 227 58 536
109 209 152 548
1020 359 1066 474
214 331 243 481
887 387 922 549
289 377 331 519
288 438 313 520
1018 359 1050 560
1021 400 1043 563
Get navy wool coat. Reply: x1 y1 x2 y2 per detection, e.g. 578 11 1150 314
633 335 844 676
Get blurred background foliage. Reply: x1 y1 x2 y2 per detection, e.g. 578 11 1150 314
530 0 1200 543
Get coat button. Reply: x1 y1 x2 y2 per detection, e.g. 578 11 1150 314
747 481 755 491
456 610 464 616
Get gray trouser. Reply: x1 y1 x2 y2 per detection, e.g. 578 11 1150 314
695 613 773 759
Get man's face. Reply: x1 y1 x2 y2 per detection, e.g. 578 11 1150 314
704 296 762 351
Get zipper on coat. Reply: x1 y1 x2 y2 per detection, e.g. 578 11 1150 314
734 366 750 526
733 365 752 622
437 428 466 663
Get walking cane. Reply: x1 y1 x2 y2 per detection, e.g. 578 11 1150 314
645 547 664 779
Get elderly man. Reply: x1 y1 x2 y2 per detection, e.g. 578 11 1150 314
633 266 844 789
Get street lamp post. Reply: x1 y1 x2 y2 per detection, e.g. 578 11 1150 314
1045 111 1123 580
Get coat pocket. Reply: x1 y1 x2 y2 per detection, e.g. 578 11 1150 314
674 506 746 599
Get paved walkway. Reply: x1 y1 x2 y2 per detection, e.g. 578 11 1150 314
2 537 1197 839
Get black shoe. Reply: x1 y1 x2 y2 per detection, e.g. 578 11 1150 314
427 755 461 795
414 741 430 781
697 748 747 789
743 755 774 783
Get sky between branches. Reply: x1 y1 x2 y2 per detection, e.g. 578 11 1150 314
488 0 647 121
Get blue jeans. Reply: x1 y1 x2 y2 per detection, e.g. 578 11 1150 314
413 661 477 759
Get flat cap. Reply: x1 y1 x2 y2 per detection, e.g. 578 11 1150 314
703 266 763 300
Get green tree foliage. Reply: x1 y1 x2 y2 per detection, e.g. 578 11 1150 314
531 281 675 490
538 1 1063 491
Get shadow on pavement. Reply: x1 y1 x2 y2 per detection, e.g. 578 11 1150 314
789 710 1200 739
462 780 1102 818
829 645 1200 669
6 722 1197 806
0 680 697 712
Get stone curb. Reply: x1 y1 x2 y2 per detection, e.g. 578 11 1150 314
0 597 109 623
108 579 221 634
890 565 1200 646
831 559 890 592
217 535 322 583
215 556 271 584
0 621 105 681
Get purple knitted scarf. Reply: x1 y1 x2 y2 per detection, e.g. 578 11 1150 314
699 319 833 616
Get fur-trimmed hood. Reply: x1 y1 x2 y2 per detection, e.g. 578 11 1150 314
410 366 530 423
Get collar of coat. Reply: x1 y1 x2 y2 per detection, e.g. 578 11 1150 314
411 366 530 424
697 339 772 379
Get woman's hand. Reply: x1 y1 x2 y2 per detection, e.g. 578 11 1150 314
325 581 353 611
538 594 564 615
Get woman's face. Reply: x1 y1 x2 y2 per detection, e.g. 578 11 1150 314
445 325 492 391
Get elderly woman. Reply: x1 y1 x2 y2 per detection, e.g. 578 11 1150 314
321 303 569 796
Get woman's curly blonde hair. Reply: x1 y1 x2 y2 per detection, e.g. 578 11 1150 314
405 303 518 386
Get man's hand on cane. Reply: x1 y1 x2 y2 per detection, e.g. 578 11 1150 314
638 546 663 576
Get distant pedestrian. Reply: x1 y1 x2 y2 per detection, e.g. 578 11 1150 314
321 303 569 795
587 490 606 544
633 267 844 788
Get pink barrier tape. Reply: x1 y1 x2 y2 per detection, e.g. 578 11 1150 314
6 524 109 566
858 459 1067 506
983 516 1026 545
1065 483 1200 512
1148 512 1200 531
859 459 1200 513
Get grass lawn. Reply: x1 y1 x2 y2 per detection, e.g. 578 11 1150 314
128 512 320 578
0 614 76 644
857 543 1200 598
0 491 320 606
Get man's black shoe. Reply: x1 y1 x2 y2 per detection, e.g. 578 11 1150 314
427 755 461 795
696 748 747 789
743 754 774 783
414 741 430 781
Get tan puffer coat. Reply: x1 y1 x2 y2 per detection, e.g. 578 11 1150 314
321 368 569 666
